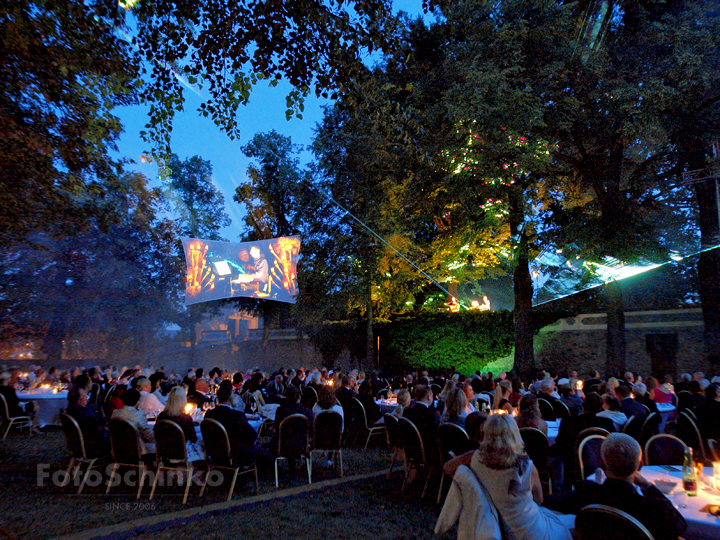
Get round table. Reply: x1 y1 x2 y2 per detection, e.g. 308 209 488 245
590 465 720 540
17 390 68 427
375 399 398 414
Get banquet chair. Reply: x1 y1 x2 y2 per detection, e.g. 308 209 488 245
200 418 258 501
0 394 32 440
576 504 653 540
520 427 552 495
621 415 641 441
352 398 386 450
106 418 151 499
59 413 101 494
301 385 318 409
709 439 720 462
89 383 101 405
638 412 659 446
104 385 117 404
398 416 437 499
311 410 344 478
384 414 404 478
578 434 607 480
437 423 470 503
275 413 312 487
464 411 486 449
430 384 442 399
375 388 389 399
537 398 556 421
150 420 193 504
643 434 686 466
552 400 571 420
677 411 710 463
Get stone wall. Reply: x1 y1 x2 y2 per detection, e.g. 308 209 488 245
534 308 715 378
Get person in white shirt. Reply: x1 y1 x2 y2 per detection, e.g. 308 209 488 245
111 389 155 454
135 378 164 418
596 393 628 431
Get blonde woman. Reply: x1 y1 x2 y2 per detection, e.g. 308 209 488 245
492 380 515 414
606 377 620 396
441 387 468 427
394 389 411 417
448 414 573 540
157 386 197 443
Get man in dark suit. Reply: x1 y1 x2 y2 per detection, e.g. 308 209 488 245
584 370 602 392
544 433 687 540
616 383 647 422
204 385 258 466
187 379 214 407
265 374 285 404
67 388 110 457
403 385 441 467
0 372 25 417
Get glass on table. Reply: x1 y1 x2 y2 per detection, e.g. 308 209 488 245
673 489 688 509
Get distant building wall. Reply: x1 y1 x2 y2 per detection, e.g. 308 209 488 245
534 309 713 377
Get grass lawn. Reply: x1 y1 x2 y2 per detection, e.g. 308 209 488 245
0 428 454 540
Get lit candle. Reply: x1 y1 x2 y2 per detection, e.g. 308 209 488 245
184 404 194 415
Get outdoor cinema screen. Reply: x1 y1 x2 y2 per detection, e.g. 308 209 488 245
181 236 301 306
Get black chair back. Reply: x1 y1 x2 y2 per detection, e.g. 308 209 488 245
576 504 653 540
538 398 556 421
438 423 470 464
553 400 571 420
313 410 342 451
108 418 142 464
384 414 403 450
301 386 318 409
89 383 101 405
464 411 485 447
677 411 707 461
578 434 606 480
375 388 389 399
639 412 660 446
201 418 233 468
398 417 425 466
154 419 187 464
60 413 87 460
0 394 12 421
519 427 550 487
352 398 370 431
621 415 641 441
644 434 686 466
430 384 442 399
277 413 310 459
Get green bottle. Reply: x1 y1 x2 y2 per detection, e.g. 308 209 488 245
682 447 697 496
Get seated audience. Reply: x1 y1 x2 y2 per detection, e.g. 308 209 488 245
492 380 515 414
136 377 165 418
696 383 720 443
616 383 648 422
156 386 197 443
205 385 258 466
559 383 582 417
441 387 468 428
445 414 573 539
393 389 411 417
67 388 110 457
357 381 382 424
632 382 658 414
652 375 675 404
544 433 687 540
312 385 344 432
597 393 627 432
515 393 547 435
187 379 213 407
111 389 155 455
464 411 488 448
404 385 441 467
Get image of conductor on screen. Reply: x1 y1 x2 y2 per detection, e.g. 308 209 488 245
231 245 269 295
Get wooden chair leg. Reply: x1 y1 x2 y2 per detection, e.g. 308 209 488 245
227 469 239 502
77 460 96 495
437 474 446 505
63 458 76 487
106 463 118 495
137 465 148 499
274 458 280 488
182 467 193 504
306 456 312 484
338 450 344 478
199 468 210 497
149 466 162 500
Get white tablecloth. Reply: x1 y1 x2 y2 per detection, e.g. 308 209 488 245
375 399 398 414
546 420 561 445
590 465 720 540
657 402 676 433
17 390 68 427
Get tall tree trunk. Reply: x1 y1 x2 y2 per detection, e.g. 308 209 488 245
509 187 534 379
366 280 374 370
605 280 626 377
695 178 720 357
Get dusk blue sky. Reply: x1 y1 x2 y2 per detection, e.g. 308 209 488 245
114 1 426 240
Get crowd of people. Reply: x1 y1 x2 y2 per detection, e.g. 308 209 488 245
2 361 719 539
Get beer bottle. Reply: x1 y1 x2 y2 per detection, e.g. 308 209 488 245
682 447 698 496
